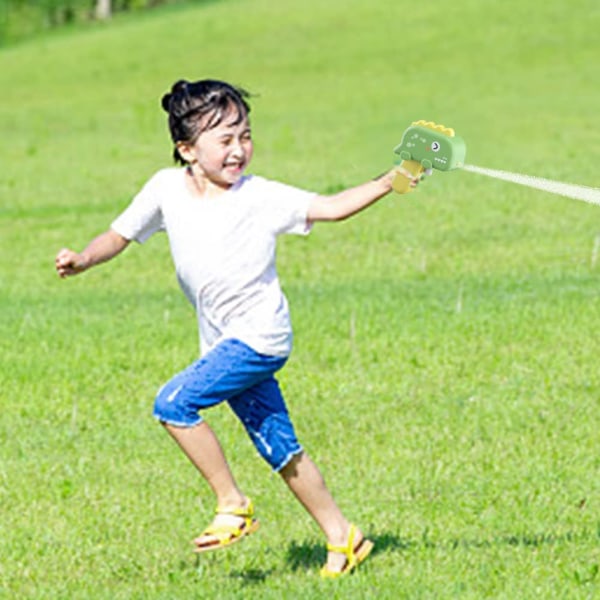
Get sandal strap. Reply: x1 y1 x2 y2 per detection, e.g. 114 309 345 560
321 524 374 578
202 523 244 540
195 499 258 549
326 523 359 564
215 498 255 521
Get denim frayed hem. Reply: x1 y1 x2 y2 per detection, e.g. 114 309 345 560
152 413 203 428
272 446 304 472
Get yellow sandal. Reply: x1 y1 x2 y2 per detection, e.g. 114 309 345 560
320 524 374 578
193 499 260 553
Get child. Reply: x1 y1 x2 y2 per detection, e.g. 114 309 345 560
55 79 422 577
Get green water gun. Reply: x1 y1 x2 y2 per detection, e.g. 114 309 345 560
392 120 467 193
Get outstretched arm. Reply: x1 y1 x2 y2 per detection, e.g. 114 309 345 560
307 168 414 223
55 229 130 278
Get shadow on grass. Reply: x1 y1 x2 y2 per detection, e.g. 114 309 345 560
284 527 599 571
285 532 411 571
227 568 275 585
189 527 599 582
194 553 276 586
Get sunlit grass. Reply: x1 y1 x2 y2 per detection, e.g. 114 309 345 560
1 0 599 597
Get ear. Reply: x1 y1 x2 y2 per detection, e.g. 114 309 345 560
176 141 196 164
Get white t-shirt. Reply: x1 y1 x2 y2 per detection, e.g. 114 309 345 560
111 168 314 357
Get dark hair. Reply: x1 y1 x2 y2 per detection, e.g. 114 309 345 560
161 79 252 164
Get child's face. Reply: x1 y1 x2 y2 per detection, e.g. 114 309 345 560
179 106 253 189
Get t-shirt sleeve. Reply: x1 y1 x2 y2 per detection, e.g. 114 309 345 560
256 177 315 236
111 172 165 243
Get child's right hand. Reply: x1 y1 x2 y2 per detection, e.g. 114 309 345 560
55 248 87 278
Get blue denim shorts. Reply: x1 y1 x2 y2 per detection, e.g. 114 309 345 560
153 338 302 472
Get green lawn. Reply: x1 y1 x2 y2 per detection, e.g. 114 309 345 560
1 0 599 597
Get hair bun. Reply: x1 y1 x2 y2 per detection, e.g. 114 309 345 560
161 80 190 112
172 80 189 94
160 92 172 112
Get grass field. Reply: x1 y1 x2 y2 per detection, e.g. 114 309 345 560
1 0 599 597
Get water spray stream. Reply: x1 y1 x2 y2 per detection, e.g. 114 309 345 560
392 121 599 208
462 164 600 207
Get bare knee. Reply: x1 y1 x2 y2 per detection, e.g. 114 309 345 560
279 451 326 489
279 450 305 480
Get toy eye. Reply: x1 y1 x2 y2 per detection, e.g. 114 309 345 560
431 141 441 152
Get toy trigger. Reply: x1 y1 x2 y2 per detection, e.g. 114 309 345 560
392 160 425 194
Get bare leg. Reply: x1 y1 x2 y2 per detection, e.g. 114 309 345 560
163 421 250 544
164 421 245 507
280 451 365 572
